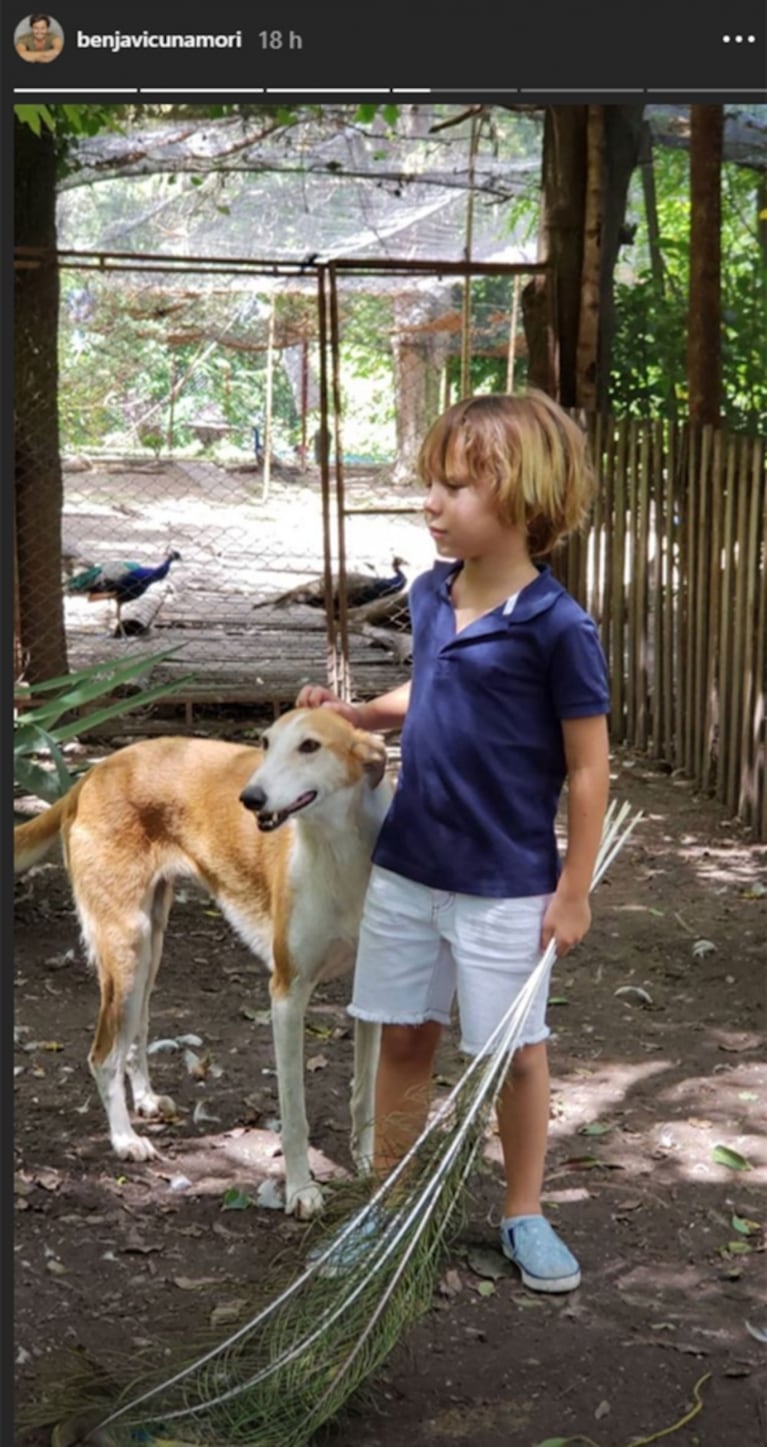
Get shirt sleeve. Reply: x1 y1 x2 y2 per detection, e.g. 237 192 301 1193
549 616 611 719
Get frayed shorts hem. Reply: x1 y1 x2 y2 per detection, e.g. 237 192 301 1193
348 1004 453 1029
460 1023 551 1057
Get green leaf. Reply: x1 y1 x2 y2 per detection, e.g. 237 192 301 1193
15 652 195 803
17 648 185 723
15 104 42 135
221 1187 254 1211
731 1214 761 1236
712 1144 752 1171
548 996 569 1006
580 1122 612 1136
534 1439 571 1447
14 755 66 804
51 674 196 744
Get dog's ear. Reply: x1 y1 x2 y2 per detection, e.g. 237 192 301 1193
351 730 387 788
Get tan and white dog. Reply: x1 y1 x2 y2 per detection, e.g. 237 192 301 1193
14 707 392 1218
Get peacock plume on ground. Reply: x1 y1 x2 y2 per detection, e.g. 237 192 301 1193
36 803 641 1447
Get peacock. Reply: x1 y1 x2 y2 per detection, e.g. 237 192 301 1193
253 555 408 614
66 549 181 634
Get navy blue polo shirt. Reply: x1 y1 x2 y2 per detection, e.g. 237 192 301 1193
372 561 610 897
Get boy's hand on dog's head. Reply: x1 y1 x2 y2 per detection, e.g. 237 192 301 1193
295 684 362 725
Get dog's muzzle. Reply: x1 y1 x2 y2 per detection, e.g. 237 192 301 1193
240 785 318 832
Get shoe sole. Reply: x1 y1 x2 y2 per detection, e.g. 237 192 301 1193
501 1241 581 1293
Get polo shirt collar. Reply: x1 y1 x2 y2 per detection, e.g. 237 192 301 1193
434 560 563 626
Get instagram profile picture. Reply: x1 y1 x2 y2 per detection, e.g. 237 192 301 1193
15 12 64 62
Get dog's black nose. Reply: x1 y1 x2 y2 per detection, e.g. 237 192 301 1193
240 784 267 812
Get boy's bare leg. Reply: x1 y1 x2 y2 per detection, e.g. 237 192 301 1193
496 1041 550 1218
374 1021 443 1176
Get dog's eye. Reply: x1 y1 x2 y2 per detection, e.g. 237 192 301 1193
260 736 270 751
298 739 321 754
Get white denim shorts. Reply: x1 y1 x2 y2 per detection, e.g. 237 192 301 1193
349 865 553 1056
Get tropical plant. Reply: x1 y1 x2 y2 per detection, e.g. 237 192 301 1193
14 649 194 807
610 147 766 430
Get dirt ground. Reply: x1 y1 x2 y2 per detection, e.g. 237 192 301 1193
13 739 767 1447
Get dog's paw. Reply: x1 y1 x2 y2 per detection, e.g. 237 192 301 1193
135 1093 176 1120
113 1133 159 1162
285 1181 325 1219
350 1128 375 1176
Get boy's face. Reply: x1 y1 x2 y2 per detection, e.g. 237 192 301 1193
423 475 519 561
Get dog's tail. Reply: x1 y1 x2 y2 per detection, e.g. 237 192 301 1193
14 792 73 874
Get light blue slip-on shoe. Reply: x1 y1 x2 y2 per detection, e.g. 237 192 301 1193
307 1205 392 1278
500 1213 582 1293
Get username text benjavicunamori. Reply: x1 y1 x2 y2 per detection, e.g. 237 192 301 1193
77 30 243 49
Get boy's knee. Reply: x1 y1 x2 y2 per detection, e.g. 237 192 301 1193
508 1040 548 1081
381 1020 441 1067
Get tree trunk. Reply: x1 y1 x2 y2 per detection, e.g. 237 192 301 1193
521 274 557 396
520 107 585 401
757 175 767 273
639 118 677 418
14 116 68 683
391 294 432 480
598 106 645 411
687 105 723 426
543 105 588 406
576 106 605 409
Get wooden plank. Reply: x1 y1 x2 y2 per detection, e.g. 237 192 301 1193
588 410 604 625
693 426 713 783
716 437 738 804
702 429 723 792
610 418 628 742
726 440 750 811
756 443 767 839
600 415 615 668
682 425 698 777
625 421 638 741
650 420 664 757
635 422 650 751
739 439 764 823
662 416 674 764
662 422 680 769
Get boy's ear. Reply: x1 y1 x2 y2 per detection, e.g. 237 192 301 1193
351 731 387 787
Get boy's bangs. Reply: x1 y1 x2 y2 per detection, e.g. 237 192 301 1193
417 403 494 486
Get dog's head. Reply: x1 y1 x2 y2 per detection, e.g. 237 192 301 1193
239 707 387 832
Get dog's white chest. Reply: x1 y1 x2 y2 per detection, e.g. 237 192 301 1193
288 825 373 971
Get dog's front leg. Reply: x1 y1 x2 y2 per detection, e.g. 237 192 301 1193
350 1018 380 1175
270 980 325 1219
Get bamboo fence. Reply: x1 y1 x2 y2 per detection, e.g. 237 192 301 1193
554 416 766 840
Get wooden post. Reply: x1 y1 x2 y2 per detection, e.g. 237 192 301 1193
687 106 723 425
299 332 309 467
575 105 604 410
460 115 480 397
261 300 276 501
316 267 338 693
329 264 351 702
506 275 521 394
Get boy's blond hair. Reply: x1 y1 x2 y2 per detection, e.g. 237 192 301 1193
416 390 595 557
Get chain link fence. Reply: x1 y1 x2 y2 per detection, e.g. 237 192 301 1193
15 252 536 721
